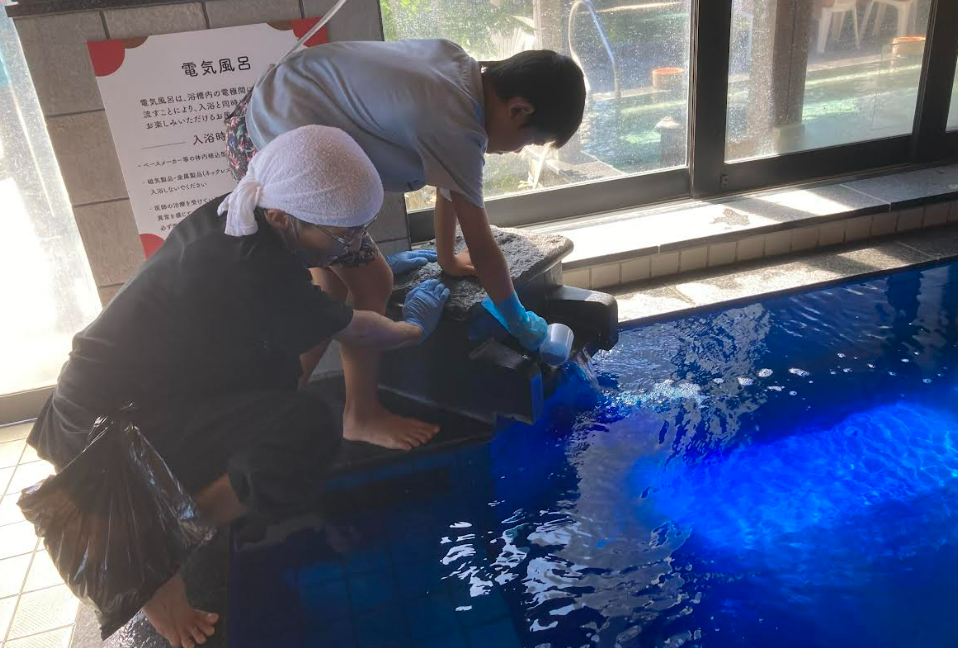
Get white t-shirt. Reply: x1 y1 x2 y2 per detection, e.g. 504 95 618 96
246 39 487 207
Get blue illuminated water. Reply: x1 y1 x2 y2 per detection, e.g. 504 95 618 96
231 260 958 648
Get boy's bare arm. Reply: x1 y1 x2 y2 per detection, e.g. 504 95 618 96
434 191 475 277
450 192 515 302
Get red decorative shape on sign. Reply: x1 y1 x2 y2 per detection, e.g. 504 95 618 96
292 17 330 47
140 233 165 259
87 40 127 77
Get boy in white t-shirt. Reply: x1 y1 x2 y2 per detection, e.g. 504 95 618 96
226 39 586 451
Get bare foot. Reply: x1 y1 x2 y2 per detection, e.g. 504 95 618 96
343 403 439 450
143 573 218 648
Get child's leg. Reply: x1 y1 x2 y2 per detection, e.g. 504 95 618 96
329 241 440 450
298 268 349 389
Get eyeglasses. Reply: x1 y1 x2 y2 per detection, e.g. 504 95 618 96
317 221 373 249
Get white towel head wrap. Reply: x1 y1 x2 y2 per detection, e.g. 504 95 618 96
218 125 383 237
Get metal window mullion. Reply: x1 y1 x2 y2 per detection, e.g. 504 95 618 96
910 0 958 162
689 0 734 198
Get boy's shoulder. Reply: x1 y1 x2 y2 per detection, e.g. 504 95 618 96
386 38 470 59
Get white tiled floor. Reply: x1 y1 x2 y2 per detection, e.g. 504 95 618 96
790 226 820 252
736 235 766 261
707 242 737 268
764 230 792 257
620 258 650 284
650 251 679 278
0 422 79 648
679 247 708 273
844 215 873 242
590 263 621 289
819 221 846 247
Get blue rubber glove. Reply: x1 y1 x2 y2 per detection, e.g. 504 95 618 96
385 249 438 275
403 279 450 340
482 293 548 351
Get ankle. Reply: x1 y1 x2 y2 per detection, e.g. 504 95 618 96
344 400 385 422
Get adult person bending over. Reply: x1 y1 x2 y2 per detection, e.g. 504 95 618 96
26 126 450 648
227 39 586 452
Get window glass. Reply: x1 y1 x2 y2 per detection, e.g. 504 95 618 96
380 0 693 211
948 49 958 131
727 0 932 161
0 12 100 396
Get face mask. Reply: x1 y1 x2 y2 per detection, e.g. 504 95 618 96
289 218 331 268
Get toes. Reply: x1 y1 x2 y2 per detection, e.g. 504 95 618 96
407 416 438 433
181 633 195 648
404 423 432 440
406 429 434 447
189 625 207 645
196 610 218 634
195 618 216 637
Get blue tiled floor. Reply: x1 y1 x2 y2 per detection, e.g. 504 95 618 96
233 528 527 648
298 559 344 585
230 455 526 648
448 582 510 628
465 619 524 648
304 617 354 648
394 560 446 599
299 575 350 622
404 593 460 641
346 547 392 575
348 569 399 613
416 632 468 648
354 604 410 648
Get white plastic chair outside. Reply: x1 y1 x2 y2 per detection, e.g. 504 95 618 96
817 0 860 53
862 0 918 38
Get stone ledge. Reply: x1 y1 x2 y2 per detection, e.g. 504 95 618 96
536 163 958 291
538 163 958 273
610 226 958 326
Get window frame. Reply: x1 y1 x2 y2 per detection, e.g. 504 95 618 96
691 0 958 197
406 167 690 242
382 0 958 243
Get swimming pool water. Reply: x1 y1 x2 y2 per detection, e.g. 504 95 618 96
231 260 958 648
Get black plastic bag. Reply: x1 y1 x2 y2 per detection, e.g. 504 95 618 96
17 413 214 639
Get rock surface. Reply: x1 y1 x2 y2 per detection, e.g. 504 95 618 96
391 226 573 317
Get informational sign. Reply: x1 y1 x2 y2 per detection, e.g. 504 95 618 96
88 19 327 257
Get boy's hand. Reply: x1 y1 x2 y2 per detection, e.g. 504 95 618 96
439 249 476 277
482 293 548 352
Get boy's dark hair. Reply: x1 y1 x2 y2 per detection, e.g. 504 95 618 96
481 50 586 148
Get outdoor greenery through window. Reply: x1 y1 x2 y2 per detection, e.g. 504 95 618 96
380 0 692 211
727 0 932 161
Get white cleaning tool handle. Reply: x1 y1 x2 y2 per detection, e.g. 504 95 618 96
278 0 351 64
540 323 574 366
